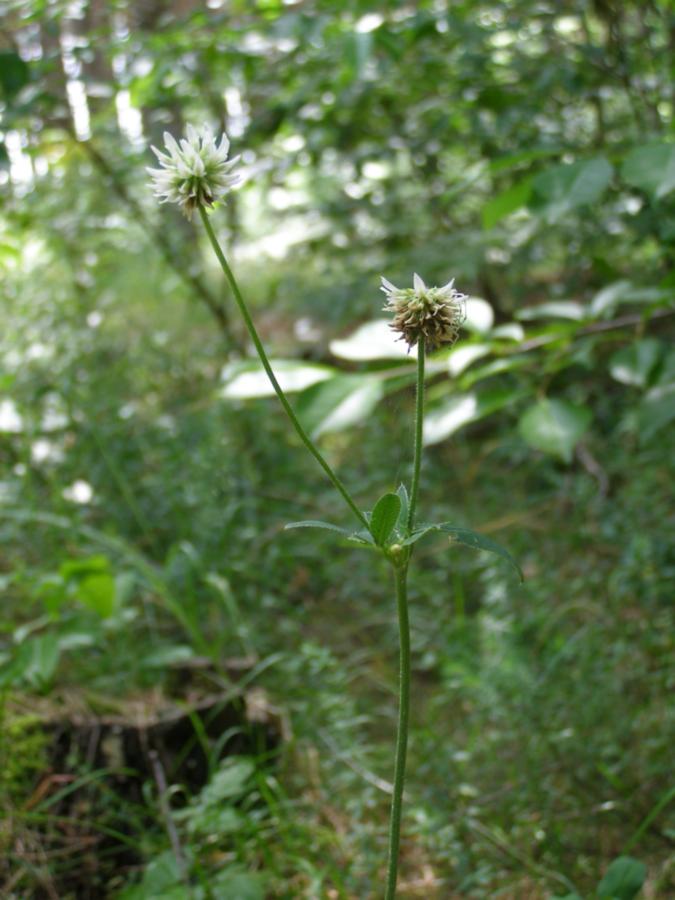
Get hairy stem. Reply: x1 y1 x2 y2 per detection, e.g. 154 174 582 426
385 563 411 900
407 337 425 533
198 208 369 532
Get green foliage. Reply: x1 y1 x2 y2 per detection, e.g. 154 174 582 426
597 856 647 900
555 855 647 900
404 524 523 582
518 399 592 463
369 492 401 546
0 708 48 805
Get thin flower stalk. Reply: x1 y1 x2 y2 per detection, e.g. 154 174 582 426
148 127 489 900
198 209 368 532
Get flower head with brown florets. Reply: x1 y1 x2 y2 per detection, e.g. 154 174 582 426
381 273 467 351
147 125 240 220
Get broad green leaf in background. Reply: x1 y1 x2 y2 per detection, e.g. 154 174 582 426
518 398 592 462
295 374 383 437
621 143 675 201
490 322 525 341
590 281 636 319
0 634 60 690
589 280 671 319
517 301 587 321
76 574 115 618
211 869 266 900
447 343 493 376
597 856 647 900
482 177 532 229
199 758 256 804
116 851 188 900
220 359 334 399
369 492 401 546
532 157 613 224
424 387 523 445
459 355 530 390
60 555 116 618
609 339 663 388
637 382 675 442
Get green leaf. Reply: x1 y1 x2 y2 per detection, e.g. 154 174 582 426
403 524 522 580
395 484 409 533
60 556 116 618
437 525 523 581
0 634 60 690
284 520 354 537
369 492 401 546
295 374 383 437
77 573 115 618
200 758 255 804
401 524 437 547
518 399 592 462
212 869 266 900
637 382 675 442
597 856 647 900
532 157 613 223
60 554 110 579
517 301 587 321
424 387 523 445
482 177 532 229
446 343 493 376
621 143 675 201
117 851 187 899
348 530 376 546
610 339 663 388
221 359 334 399
589 281 670 319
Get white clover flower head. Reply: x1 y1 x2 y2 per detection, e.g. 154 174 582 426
381 273 467 350
146 125 240 219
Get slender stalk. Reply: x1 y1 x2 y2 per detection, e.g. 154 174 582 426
198 207 369 532
385 564 411 900
406 338 425 533
386 336 425 896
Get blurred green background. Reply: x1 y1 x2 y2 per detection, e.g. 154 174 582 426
1 1 674 897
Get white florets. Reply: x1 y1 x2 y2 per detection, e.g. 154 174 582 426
146 125 240 219
381 273 467 351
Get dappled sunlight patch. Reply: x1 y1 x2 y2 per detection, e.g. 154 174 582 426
62 479 94 504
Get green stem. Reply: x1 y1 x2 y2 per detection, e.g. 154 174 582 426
406 338 425 533
198 207 369 532
385 564 411 900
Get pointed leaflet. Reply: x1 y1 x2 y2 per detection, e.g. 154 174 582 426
439 525 523 581
395 484 409 535
284 520 354 537
402 523 523 581
369 492 402 546
284 520 375 545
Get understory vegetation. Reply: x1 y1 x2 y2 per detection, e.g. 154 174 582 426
1 1 674 897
